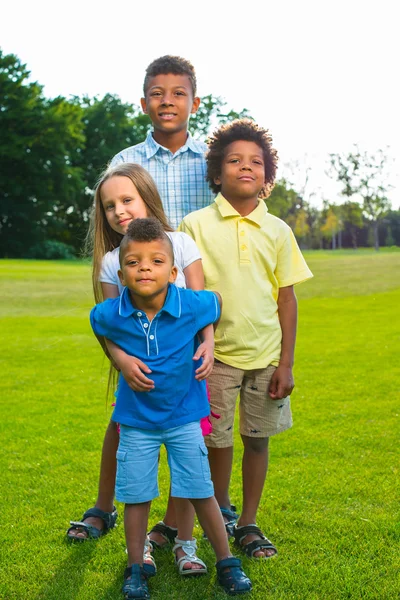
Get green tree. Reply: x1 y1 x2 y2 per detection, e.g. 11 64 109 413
0 50 85 257
340 201 363 249
266 179 299 220
190 94 251 140
329 147 392 250
321 207 339 249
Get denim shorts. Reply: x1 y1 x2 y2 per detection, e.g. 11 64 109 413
115 421 214 504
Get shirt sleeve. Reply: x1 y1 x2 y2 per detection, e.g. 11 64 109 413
109 152 125 168
99 251 120 287
275 225 313 287
191 290 221 332
176 232 202 269
89 299 116 339
90 304 104 337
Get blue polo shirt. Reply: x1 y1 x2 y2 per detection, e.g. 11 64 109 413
90 284 220 430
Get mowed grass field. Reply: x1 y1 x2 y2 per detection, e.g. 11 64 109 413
0 250 399 600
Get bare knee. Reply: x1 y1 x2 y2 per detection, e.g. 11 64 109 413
241 435 269 453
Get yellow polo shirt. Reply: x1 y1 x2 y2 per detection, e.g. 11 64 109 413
179 193 313 369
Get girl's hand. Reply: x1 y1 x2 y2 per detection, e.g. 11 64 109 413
119 356 155 392
193 341 215 381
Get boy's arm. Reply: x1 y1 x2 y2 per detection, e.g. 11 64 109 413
105 338 155 392
269 285 297 399
192 292 222 380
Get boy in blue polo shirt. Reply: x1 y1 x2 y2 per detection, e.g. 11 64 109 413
90 218 252 598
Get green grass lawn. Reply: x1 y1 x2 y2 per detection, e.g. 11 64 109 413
0 251 399 599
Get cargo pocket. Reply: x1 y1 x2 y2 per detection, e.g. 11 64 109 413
116 450 127 489
199 444 211 481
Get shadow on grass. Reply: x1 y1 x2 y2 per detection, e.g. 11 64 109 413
33 541 100 600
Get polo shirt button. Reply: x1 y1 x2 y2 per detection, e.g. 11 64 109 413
240 231 245 236
143 323 149 328
241 244 247 251
137 312 142 317
149 335 155 340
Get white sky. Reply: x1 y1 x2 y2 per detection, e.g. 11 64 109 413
2 0 399 208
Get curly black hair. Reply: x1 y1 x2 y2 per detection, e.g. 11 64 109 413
119 218 174 266
206 119 278 198
143 55 197 96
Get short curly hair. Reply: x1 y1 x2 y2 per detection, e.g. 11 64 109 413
119 218 174 267
206 119 278 197
143 55 197 96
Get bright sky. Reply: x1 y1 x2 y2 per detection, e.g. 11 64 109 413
2 0 399 208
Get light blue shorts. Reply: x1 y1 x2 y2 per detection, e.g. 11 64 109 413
115 421 214 504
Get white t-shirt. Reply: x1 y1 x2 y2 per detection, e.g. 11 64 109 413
99 231 202 294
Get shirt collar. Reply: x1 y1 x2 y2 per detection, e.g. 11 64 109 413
144 130 203 159
214 192 268 227
118 284 181 319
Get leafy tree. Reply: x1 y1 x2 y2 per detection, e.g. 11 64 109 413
328 147 392 250
266 179 300 220
321 207 339 249
340 201 363 249
190 94 251 140
0 50 85 257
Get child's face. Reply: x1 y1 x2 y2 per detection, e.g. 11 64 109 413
118 239 177 300
215 140 266 202
141 73 200 136
100 176 148 235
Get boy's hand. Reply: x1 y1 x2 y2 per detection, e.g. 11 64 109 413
119 356 155 392
268 365 294 400
193 341 214 380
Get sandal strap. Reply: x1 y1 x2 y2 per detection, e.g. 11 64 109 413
216 557 252 594
233 524 265 543
122 564 150 599
81 506 118 532
148 521 177 544
68 521 102 539
173 538 207 574
172 537 198 556
220 506 238 522
233 524 277 558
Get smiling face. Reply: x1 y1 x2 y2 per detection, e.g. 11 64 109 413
100 176 149 235
214 140 266 203
140 73 200 137
118 238 177 302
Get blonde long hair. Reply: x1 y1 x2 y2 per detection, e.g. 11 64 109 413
86 163 173 304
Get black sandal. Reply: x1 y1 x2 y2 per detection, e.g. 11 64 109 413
216 557 252 595
67 506 118 542
233 524 277 558
122 564 150 599
147 521 177 549
220 505 239 537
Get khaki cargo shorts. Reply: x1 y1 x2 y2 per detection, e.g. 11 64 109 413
205 360 293 448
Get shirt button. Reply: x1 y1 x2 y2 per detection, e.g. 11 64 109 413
143 323 149 328
137 312 142 317
170 190 175 195
241 244 247 251
240 231 245 236
149 335 155 340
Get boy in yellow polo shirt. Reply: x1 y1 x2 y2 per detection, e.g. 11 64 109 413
179 119 313 559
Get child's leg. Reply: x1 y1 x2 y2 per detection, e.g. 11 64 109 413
125 502 151 565
234 365 292 558
68 420 118 539
237 434 273 557
206 361 243 525
207 446 234 509
190 496 231 561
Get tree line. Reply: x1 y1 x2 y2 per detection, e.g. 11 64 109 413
0 49 398 258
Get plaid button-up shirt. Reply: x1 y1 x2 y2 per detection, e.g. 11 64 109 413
110 131 214 229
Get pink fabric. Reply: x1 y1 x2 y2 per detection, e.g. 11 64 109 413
113 381 220 437
201 380 220 436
